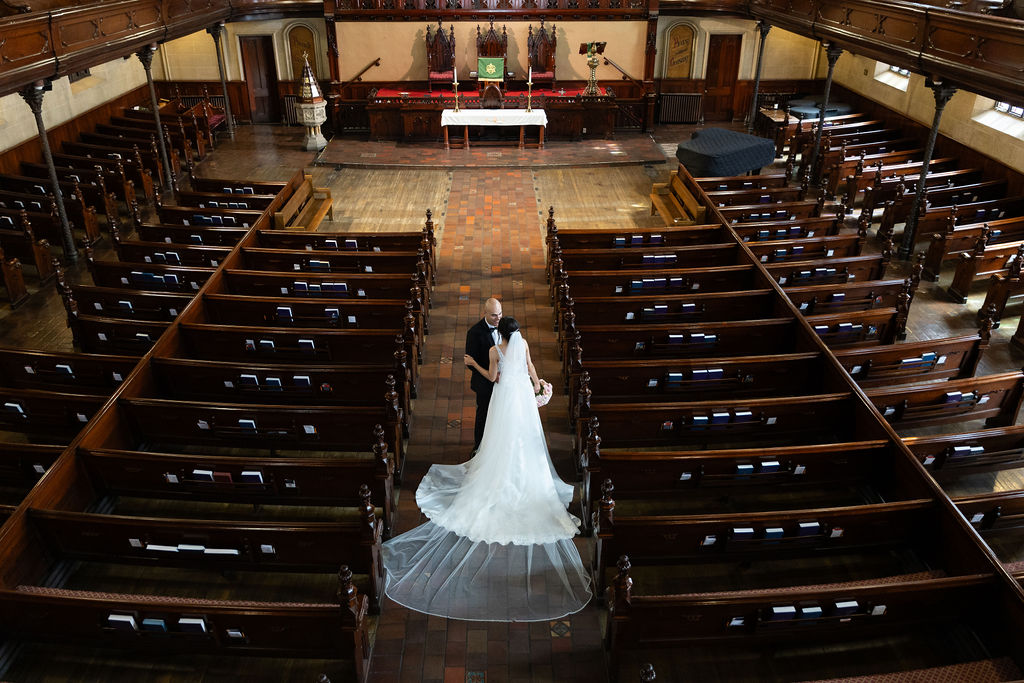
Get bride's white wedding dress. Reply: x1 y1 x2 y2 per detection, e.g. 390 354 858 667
381 331 593 621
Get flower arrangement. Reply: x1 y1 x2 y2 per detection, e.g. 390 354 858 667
535 379 553 407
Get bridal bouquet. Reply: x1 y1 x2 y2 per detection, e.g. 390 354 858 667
535 379 553 407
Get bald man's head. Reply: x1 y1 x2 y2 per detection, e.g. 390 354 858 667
483 298 502 327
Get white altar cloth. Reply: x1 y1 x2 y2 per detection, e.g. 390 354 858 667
441 109 548 127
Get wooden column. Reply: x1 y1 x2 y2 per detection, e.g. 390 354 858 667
808 42 843 187
325 17 341 84
746 21 771 134
642 4 658 132
137 44 175 192
19 80 76 264
899 78 957 259
207 22 236 139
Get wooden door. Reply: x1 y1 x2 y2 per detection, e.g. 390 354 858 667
704 34 742 122
240 36 280 124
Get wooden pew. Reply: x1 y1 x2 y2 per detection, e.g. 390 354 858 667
61 140 166 191
273 174 334 231
954 489 1024 536
814 136 920 185
904 425 1024 481
0 211 55 281
822 147 925 196
805 307 908 348
879 196 1024 245
123 106 217 151
71 315 170 354
546 223 730 253
79 131 179 182
834 328 990 388
157 205 263 229
0 246 29 307
178 322 419 390
95 122 195 170
555 244 743 274
703 185 805 207
85 252 215 292
731 216 842 242
118 397 405 479
241 247 427 281
865 371 1024 430
746 233 864 264
878 180 1010 236
223 270 430 324
134 223 246 246
111 228 230 268
173 190 277 211
0 172 119 226
189 176 290 195
0 188 101 247
27 493 385 609
785 278 913 315
200 294 421 350
550 265 760 300
785 112 869 157
108 114 207 159
922 215 1024 283
52 152 154 203
947 239 1024 303
20 161 136 209
0 575 371 683
0 348 137 392
696 173 789 191
80 439 397 536
765 253 890 286
604 561 991 683
719 199 825 223
0 442 63 489
858 167 984 219
0 386 107 439
150 355 413 434
649 171 707 226
60 285 193 323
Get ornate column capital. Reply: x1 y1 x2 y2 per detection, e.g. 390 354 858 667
135 43 158 71
19 80 49 115
756 20 771 39
824 41 843 66
207 21 225 41
927 77 957 111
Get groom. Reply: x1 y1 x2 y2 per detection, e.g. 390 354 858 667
465 297 503 451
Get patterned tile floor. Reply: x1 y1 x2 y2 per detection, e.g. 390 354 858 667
368 166 608 683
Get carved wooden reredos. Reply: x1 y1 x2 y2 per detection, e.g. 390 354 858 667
476 20 508 60
528 19 556 88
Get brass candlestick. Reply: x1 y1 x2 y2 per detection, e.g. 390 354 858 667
526 77 533 112
452 78 460 112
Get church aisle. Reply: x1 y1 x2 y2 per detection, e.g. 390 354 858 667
370 167 606 683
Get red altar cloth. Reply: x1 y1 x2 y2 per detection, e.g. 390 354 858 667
372 87 604 99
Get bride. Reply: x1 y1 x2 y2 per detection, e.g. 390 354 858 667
381 316 593 621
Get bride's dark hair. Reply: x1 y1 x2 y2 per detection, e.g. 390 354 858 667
497 316 520 341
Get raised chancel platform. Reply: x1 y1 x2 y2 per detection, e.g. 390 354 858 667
364 87 616 142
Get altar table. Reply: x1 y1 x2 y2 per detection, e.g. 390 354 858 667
440 109 547 149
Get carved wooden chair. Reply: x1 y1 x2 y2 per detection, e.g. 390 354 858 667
426 20 455 93
527 19 557 90
476 20 507 94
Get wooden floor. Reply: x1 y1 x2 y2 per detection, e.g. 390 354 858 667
3 124 1024 682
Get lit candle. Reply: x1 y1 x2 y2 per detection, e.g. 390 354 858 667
528 66 532 83
453 66 458 84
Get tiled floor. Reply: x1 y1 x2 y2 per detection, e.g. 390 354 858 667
371 165 607 683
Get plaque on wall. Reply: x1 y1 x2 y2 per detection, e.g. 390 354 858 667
289 27 318 81
666 25 694 79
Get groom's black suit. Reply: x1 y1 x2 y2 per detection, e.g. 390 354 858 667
466 318 498 449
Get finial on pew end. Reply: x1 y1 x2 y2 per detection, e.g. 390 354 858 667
815 191 827 216
881 237 894 271
568 331 583 381
153 181 163 212
358 483 376 538
575 370 591 425
60 288 80 343
53 257 67 295
972 226 991 257
838 197 849 221
854 149 864 177
129 197 142 229
857 212 870 238
424 208 435 244
911 252 925 297
1011 242 1024 280
895 289 911 340
585 419 602 468
800 169 811 195
640 664 656 682
860 186 875 222
610 555 633 612
784 159 794 184
336 565 359 613
317 674 332 683
978 303 997 343
110 222 122 252
84 246 96 272
384 375 401 424
372 423 393 478
403 310 418 358
547 205 555 230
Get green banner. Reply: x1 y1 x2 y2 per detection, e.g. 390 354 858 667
477 57 505 80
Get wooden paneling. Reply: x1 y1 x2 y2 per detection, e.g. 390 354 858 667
0 84 149 176
154 80 251 123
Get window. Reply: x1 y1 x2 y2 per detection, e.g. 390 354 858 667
994 101 1024 119
888 65 911 77
873 62 910 92
68 69 91 84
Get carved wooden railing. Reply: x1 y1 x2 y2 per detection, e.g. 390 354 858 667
325 0 649 15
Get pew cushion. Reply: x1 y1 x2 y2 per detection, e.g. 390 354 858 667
675 128 777 177
16 584 332 608
801 657 1021 682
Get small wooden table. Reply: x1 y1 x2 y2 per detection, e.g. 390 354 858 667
441 109 548 150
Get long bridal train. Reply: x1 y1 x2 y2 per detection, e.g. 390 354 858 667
381 331 592 622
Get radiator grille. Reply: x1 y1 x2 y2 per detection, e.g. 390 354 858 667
180 95 227 111
659 93 702 124
282 95 299 125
